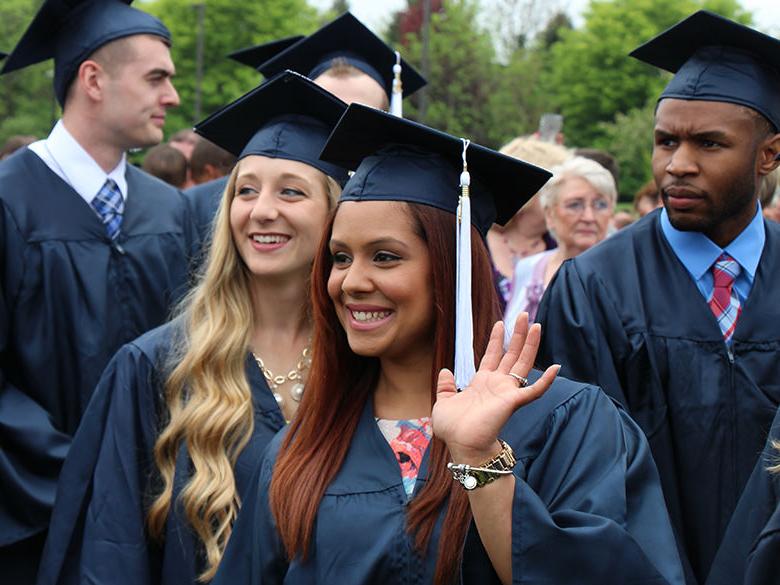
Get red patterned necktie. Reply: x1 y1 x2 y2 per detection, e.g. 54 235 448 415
709 252 741 343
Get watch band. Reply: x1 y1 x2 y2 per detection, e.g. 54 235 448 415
447 440 517 490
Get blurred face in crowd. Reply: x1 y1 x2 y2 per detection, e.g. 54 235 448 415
97 35 180 150
636 195 662 217
652 98 780 247
231 156 332 284
314 70 388 110
545 176 613 253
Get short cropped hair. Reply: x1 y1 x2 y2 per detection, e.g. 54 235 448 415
142 144 188 188
190 138 237 182
539 156 618 211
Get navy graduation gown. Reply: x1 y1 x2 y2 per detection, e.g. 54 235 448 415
0 148 197 567
213 374 685 584
535 210 780 584
184 176 228 246
36 322 285 585
706 407 780 585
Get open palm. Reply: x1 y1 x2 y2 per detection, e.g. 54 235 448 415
432 313 559 461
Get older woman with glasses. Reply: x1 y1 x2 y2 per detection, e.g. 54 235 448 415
504 157 616 335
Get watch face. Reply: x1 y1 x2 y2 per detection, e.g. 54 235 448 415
463 475 478 490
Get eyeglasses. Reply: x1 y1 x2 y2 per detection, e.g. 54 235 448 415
559 198 612 215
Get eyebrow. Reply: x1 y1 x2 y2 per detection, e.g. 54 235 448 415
655 128 731 142
330 237 409 249
146 67 175 78
235 171 314 187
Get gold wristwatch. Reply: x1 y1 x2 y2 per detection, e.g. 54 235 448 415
447 440 517 490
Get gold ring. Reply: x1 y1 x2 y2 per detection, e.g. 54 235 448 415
508 372 528 387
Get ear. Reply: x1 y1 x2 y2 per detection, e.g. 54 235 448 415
76 59 106 103
757 132 780 176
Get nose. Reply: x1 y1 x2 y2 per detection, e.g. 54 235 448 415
666 143 697 177
340 258 373 296
580 202 597 221
249 190 280 223
163 79 180 108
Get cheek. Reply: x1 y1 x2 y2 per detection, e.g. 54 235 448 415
326 270 344 306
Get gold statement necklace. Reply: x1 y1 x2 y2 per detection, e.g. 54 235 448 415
252 343 312 407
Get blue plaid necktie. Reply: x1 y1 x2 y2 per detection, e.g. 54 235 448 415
92 179 124 240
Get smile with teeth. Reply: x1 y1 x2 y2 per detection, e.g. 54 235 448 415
252 234 289 244
350 310 392 322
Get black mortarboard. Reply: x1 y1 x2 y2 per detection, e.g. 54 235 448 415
1 0 170 107
321 104 550 389
258 12 426 99
630 10 780 130
194 70 349 186
227 36 305 70
320 104 551 236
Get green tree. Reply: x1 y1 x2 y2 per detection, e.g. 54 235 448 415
402 0 498 145
594 98 657 200
0 0 59 144
143 0 319 135
540 0 750 147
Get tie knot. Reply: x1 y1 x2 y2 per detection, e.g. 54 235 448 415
92 179 124 240
712 253 740 288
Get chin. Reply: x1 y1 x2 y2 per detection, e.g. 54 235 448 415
666 210 710 233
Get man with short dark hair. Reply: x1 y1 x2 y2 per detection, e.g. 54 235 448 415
0 1 196 579
536 12 780 585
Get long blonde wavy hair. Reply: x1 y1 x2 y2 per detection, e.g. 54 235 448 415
147 159 340 581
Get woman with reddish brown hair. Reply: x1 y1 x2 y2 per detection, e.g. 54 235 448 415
212 106 684 585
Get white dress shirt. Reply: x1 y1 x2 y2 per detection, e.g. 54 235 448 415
28 119 128 205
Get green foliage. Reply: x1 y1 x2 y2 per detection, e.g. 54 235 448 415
484 47 549 147
0 0 59 144
402 0 499 145
594 98 657 201
143 0 318 135
540 0 750 147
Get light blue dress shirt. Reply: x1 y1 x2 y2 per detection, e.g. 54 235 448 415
660 205 765 303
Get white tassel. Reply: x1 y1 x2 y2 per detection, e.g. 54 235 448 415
389 51 403 117
454 139 475 390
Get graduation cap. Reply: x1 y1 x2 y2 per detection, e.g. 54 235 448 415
320 104 551 388
630 10 780 131
227 36 305 70
194 70 350 186
258 12 426 114
1 0 170 107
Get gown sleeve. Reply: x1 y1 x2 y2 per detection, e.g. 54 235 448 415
36 343 160 585
212 440 288 585
535 259 631 408
0 204 71 547
509 385 685 584
705 409 780 585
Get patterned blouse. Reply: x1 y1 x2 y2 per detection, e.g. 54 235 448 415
376 417 432 498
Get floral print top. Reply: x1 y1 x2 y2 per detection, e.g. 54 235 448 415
376 417 432 498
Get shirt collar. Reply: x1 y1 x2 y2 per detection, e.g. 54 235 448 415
45 120 128 202
660 204 765 280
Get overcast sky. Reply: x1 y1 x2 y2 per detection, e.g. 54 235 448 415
310 0 780 37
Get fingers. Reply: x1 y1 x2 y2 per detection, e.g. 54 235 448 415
510 323 542 377
477 321 505 372
436 368 458 398
498 312 529 374
513 364 560 408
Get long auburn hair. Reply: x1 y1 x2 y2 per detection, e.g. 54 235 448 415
270 201 500 585
147 161 341 581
